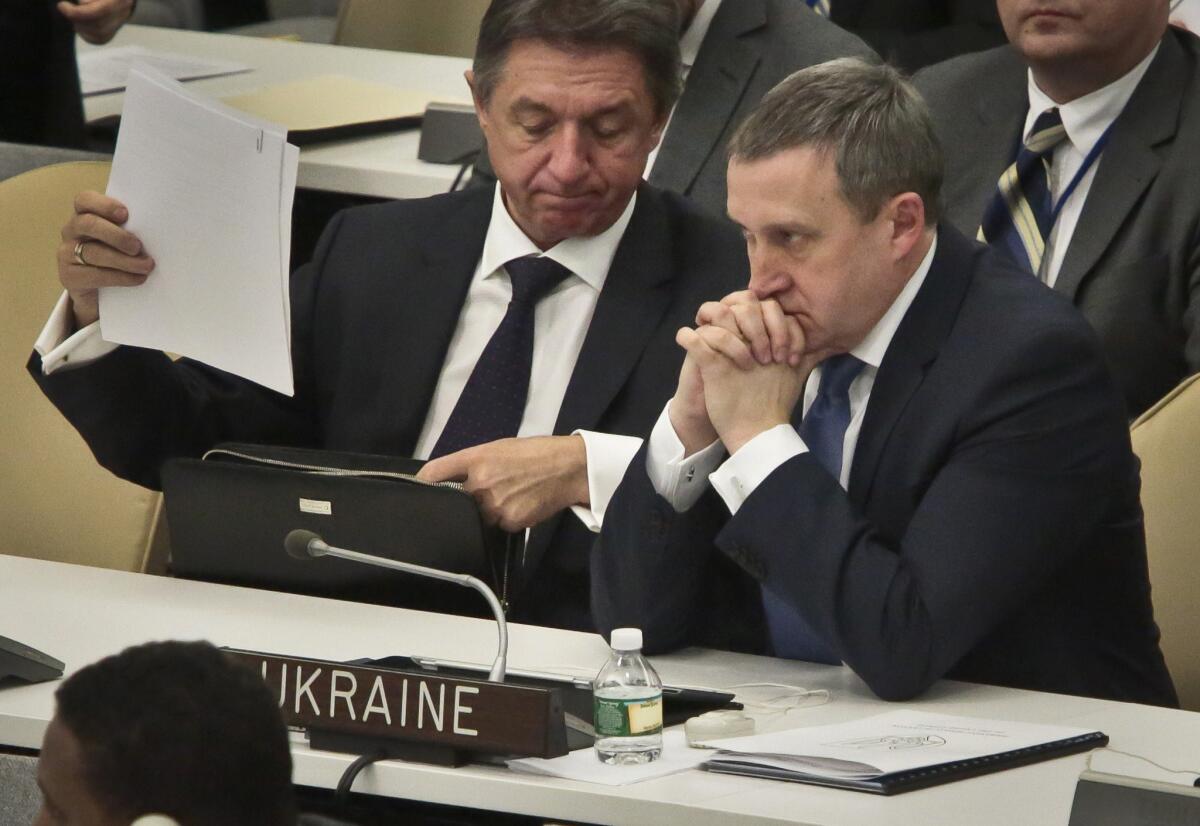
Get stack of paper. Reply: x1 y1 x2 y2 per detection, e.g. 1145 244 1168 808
703 711 1107 794
223 75 448 145
100 65 299 395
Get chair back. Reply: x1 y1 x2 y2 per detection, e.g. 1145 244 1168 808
334 0 489 57
1130 372 1200 710
0 162 167 574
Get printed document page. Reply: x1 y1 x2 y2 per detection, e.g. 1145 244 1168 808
707 711 1100 779
99 65 299 395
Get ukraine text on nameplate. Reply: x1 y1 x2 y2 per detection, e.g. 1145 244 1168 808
223 649 569 758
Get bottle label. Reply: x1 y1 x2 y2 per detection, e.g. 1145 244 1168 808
593 693 663 737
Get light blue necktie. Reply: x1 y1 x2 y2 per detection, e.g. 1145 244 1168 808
761 353 864 663
806 0 831 17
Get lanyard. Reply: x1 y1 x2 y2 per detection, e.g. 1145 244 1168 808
1048 122 1115 225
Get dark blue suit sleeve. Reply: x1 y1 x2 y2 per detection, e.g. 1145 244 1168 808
25 211 347 490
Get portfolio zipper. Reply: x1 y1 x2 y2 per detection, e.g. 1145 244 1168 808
201 448 465 491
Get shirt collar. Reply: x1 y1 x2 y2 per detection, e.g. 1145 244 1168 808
679 0 723 69
849 233 938 370
478 186 637 292
1024 41 1160 156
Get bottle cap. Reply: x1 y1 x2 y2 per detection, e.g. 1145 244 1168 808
610 627 643 651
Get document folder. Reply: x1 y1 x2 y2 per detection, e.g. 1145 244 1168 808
162 443 505 611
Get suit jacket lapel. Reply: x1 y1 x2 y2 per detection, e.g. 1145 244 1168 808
848 228 975 504
383 188 492 454
1055 35 1184 300
518 188 676 585
553 186 676 436
648 0 765 196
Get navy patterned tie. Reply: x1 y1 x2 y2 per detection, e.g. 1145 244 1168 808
762 353 865 662
429 256 570 458
805 0 831 17
979 108 1068 278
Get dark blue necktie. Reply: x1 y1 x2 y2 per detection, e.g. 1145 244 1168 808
429 256 570 459
762 352 865 663
978 108 1068 278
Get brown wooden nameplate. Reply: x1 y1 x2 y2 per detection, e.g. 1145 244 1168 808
224 649 569 765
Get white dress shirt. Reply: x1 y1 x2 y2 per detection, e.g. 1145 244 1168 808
647 237 937 515
1027 44 1158 287
33 186 646 530
643 0 724 176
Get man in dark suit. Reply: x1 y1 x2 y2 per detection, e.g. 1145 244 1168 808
474 0 875 218
813 0 1005 71
0 0 134 149
916 0 1200 417
29 0 748 632
592 59 1177 706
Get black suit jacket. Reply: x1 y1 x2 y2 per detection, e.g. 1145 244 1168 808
0 0 87 148
916 31 1200 417
592 226 1177 707
830 0 1005 72
471 0 874 218
645 0 874 215
30 184 749 631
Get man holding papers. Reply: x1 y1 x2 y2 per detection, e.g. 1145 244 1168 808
592 59 1178 707
28 0 747 633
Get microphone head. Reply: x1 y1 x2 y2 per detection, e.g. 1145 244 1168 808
284 529 324 560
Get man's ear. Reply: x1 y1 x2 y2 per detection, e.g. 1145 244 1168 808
465 70 491 135
886 192 927 260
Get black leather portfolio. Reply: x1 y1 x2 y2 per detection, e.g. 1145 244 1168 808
162 443 506 610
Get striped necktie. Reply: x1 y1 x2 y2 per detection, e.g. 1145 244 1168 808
806 0 831 17
762 353 865 663
978 108 1069 278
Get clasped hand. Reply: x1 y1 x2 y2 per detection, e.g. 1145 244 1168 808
671 291 820 456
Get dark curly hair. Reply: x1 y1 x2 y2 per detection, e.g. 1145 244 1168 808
54 640 295 826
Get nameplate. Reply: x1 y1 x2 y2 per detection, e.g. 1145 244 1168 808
1069 770 1200 826
224 649 569 760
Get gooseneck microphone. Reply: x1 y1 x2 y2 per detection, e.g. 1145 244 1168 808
284 529 507 682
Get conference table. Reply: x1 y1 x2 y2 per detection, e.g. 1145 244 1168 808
2 554 1197 825
80 25 475 200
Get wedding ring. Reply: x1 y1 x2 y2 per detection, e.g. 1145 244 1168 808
72 240 90 267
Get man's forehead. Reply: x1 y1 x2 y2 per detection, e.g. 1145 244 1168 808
493 40 652 105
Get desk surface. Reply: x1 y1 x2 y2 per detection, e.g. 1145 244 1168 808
1 553 1195 826
81 26 474 200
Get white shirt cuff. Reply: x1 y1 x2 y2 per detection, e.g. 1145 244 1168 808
570 430 644 532
645 402 725 512
34 292 117 374
710 425 808 516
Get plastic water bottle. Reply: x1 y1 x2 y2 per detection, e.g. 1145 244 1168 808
593 627 663 764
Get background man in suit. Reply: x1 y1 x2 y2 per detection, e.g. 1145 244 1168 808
29 0 748 632
592 59 1177 706
35 641 295 826
916 0 1200 417
475 0 875 218
808 0 1006 71
0 0 134 149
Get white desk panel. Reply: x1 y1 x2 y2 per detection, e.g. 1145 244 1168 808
2 554 1196 826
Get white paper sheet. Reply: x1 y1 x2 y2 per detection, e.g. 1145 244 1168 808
99 65 298 395
78 45 252 96
507 730 711 786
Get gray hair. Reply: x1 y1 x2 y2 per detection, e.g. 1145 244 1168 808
473 0 684 118
728 58 943 225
